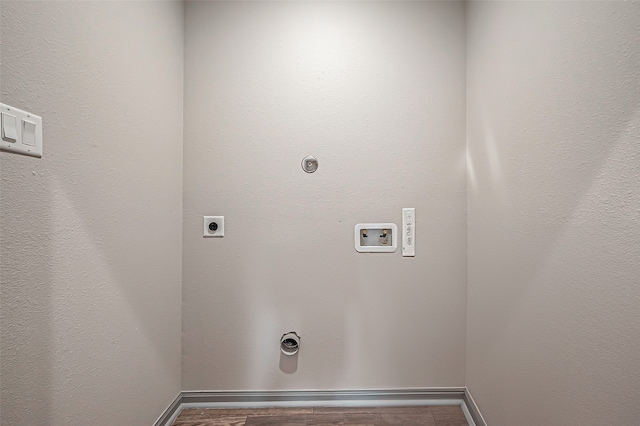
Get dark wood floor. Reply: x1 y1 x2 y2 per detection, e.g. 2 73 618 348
171 405 469 426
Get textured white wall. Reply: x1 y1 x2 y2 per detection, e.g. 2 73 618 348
182 1 467 391
0 2 183 425
7 2 637 423
466 2 640 425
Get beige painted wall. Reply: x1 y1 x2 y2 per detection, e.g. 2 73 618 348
5 1 638 424
0 2 183 425
182 1 467 390
466 2 640 425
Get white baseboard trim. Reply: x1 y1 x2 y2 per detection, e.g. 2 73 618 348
463 388 488 426
154 388 486 426
153 393 182 426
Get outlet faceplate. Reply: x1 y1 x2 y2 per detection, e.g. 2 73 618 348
203 216 224 237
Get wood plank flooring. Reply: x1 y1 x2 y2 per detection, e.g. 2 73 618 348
172 405 469 426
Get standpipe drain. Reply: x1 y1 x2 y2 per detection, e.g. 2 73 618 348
280 332 300 356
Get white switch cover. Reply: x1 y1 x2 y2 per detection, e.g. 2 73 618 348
203 216 224 237
1 113 17 142
0 103 43 158
22 120 37 146
402 208 415 257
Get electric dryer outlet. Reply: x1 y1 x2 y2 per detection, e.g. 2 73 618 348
203 216 224 237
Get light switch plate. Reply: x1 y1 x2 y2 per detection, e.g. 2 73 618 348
0 103 43 158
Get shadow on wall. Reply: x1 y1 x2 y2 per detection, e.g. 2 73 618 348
466 1 640 422
468 1 640 339
0 166 54 425
1 2 182 425
279 352 298 375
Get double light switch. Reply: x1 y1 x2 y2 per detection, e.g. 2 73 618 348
1 103 43 158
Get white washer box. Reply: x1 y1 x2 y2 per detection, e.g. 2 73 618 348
354 223 397 253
